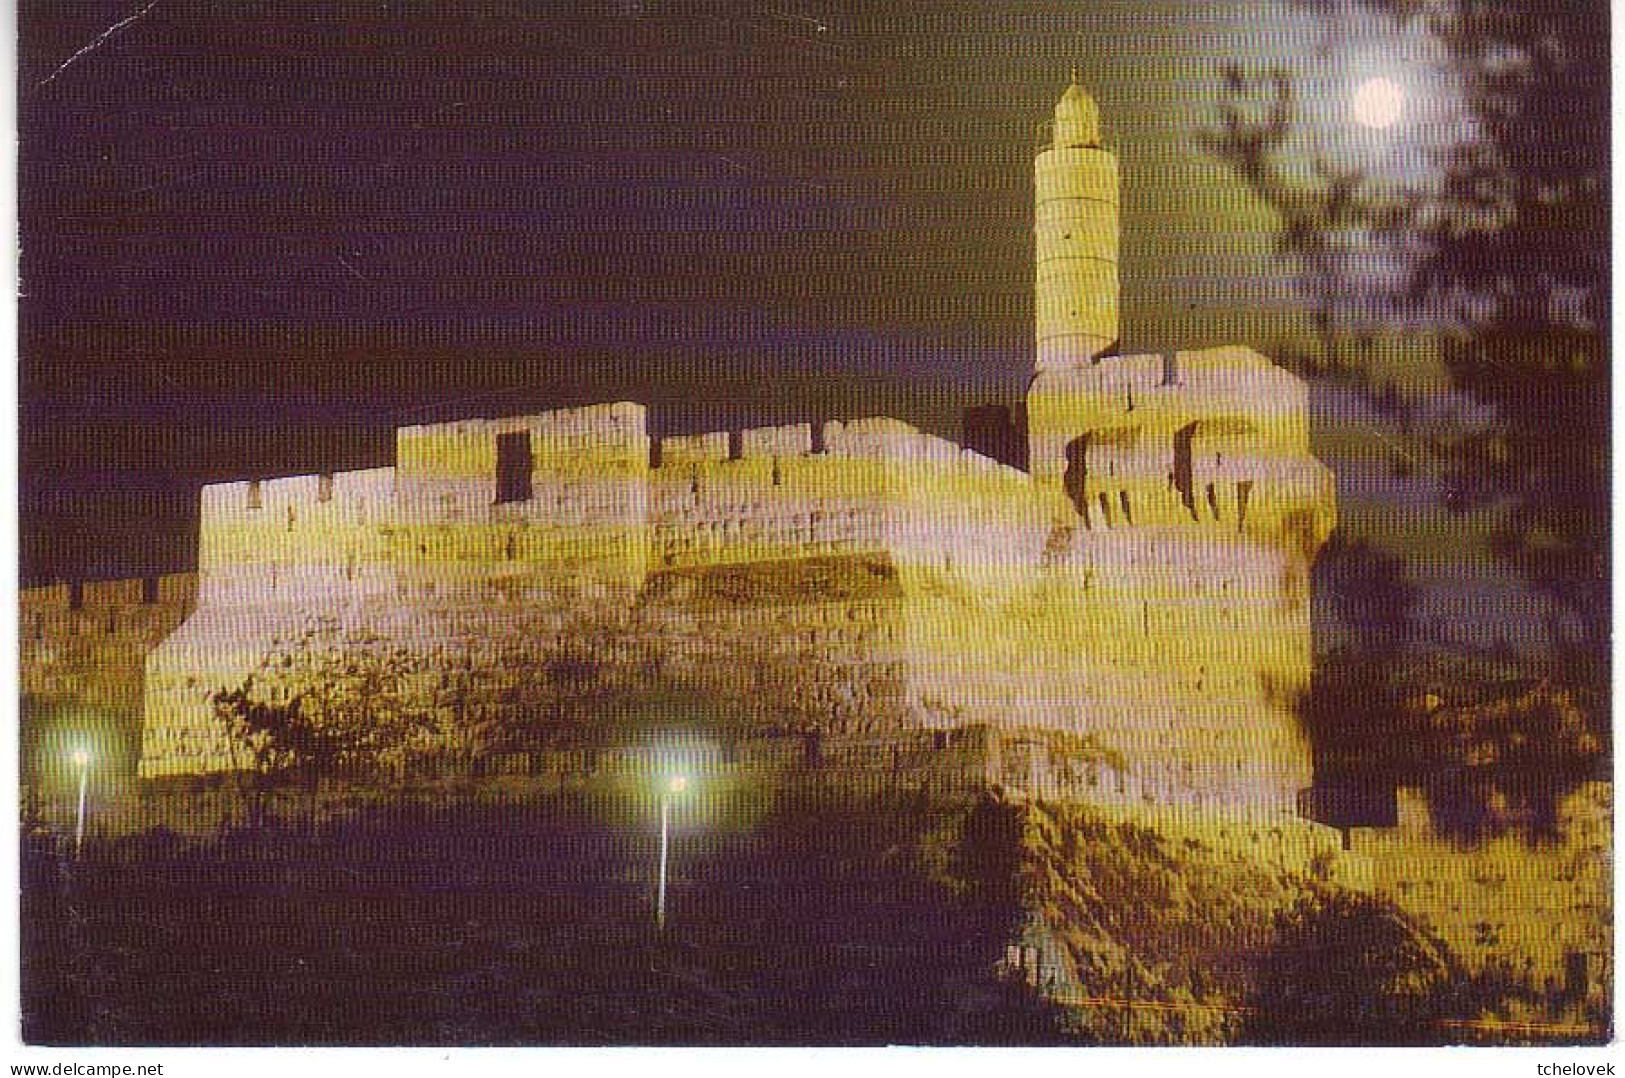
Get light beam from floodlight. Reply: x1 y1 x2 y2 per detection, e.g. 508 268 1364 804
70 748 91 858
657 773 688 933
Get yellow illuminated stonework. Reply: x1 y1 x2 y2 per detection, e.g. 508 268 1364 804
126 84 1336 805
18 82 1608 1014
1036 80 1119 367
130 362 1332 810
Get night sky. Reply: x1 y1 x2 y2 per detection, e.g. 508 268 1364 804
20 1 1462 600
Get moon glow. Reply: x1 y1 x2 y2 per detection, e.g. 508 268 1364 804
1353 76 1405 129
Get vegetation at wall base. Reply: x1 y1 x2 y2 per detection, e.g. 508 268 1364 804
21 774 1594 1046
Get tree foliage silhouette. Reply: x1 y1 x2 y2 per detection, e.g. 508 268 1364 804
1247 889 1462 1045
1201 0 1608 684
210 618 446 809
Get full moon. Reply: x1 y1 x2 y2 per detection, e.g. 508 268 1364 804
1352 76 1405 129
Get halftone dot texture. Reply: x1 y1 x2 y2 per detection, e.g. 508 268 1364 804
20 2 1609 1047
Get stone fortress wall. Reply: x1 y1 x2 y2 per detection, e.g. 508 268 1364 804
118 353 1328 823
17 79 1608 1009
20 574 197 790
21 81 1332 814
22 574 198 708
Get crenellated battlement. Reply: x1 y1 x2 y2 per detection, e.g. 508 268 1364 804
139 375 1331 793
184 399 1117 545
60 314 1338 803
395 400 647 448
100 79 1339 809
646 418 1031 481
738 422 813 460
397 401 648 480
1028 348 1310 478
1029 347 1310 442
200 467 396 525
643 417 1045 577
21 572 197 621
21 573 199 781
656 430 732 466
1027 345 1330 553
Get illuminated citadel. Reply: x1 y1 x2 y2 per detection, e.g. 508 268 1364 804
20 82 1609 1002
132 78 1330 802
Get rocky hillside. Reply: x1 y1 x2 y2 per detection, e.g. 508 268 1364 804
22 771 1592 1045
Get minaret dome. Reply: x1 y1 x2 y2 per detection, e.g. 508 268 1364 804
1054 80 1102 148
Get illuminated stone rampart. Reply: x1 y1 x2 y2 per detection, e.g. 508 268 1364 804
121 380 1331 812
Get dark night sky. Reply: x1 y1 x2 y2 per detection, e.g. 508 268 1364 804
19 0 1454 594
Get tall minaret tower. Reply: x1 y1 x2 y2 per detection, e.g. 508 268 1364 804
1034 77 1119 369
